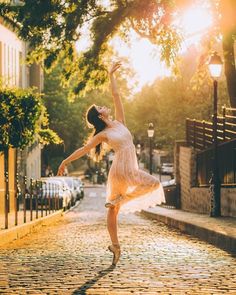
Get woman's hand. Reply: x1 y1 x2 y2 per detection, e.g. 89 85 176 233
109 61 121 76
57 160 67 176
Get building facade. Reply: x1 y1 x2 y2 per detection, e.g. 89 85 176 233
0 19 43 213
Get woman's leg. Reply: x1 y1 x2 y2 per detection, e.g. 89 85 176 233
107 204 120 246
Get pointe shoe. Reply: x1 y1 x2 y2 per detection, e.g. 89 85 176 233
108 244 121 266
105 195 123 208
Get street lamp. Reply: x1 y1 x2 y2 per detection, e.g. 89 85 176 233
136 143 141 165
147 123 154 175
208 51 223 217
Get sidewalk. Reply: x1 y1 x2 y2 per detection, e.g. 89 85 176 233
0 210 58 230
141 206 236 254
0 210 64 247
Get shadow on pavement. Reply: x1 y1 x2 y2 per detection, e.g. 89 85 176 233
71 264 116 295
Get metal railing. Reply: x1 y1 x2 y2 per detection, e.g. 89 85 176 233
1 174 65 230
186 106 236 187
186 106 236 151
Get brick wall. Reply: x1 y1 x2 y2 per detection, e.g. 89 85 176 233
177 144 236 217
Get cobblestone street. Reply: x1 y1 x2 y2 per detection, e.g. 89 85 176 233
0 186 235 295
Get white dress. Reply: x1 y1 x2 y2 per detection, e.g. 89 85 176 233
104 120 165 214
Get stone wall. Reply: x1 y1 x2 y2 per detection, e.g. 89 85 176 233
176 144 236 217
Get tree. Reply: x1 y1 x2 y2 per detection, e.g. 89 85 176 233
0 87 61 152
0 87 61 182
125 47 229 152
0 0 180 95
1 0 235 106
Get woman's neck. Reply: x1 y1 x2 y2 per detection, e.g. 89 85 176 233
104 117 115 128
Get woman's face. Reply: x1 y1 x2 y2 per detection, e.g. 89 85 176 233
95 105 111 118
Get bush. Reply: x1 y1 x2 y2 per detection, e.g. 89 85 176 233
0 87 62 152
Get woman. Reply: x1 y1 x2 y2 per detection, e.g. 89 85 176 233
57 62 165 266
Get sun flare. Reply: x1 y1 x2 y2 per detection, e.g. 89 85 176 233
178 5 213 47
76 3 214 92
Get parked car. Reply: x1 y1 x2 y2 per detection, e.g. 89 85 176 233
50 176 78 205
40 177 72 210
162 178 176 187
73 177 84 199
161 163 174 176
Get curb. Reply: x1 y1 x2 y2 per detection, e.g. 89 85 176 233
0 200 82 247
141 209 236 254
64 200 81 214
0 210 63 247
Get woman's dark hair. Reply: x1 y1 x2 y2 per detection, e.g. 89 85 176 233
86 104 107 158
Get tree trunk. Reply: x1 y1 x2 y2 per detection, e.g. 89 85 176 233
222 32 236 108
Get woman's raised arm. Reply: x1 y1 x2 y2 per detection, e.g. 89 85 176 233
109 62 125 124
57 132 106 175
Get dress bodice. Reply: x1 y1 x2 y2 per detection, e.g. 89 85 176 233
104 120 134 152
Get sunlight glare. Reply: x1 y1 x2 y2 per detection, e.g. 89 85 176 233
75 3 213 92
110 33 171 92
179 6 213 43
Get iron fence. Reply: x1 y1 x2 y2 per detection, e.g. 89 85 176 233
186 106 236 151
186 106 236 186
1 174 65 230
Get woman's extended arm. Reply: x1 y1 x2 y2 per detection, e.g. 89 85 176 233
57 132 106 175
109 62 125 124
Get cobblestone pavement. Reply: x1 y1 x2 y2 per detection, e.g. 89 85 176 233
0 186 236 295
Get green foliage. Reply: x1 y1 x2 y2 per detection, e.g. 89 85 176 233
38 128 62 145
0 87 62 152
125 78 192 150
0 0 182 95
125 52 229 151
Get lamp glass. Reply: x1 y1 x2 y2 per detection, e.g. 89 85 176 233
208 64 222 78
147 129 154 138
208 52 223 78
136 144 141 155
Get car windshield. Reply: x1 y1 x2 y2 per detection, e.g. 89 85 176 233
48 177 70 189
63 178 73 189
74 179 81 185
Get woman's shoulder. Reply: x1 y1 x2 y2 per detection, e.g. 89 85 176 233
114 119 126 126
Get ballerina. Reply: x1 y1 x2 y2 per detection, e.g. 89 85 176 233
57 62 165 266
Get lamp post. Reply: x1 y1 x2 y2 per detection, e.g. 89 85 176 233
147 123 154 175
208 51 223 217
136 143 141 165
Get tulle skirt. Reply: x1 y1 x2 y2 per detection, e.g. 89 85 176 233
106 145 166 214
